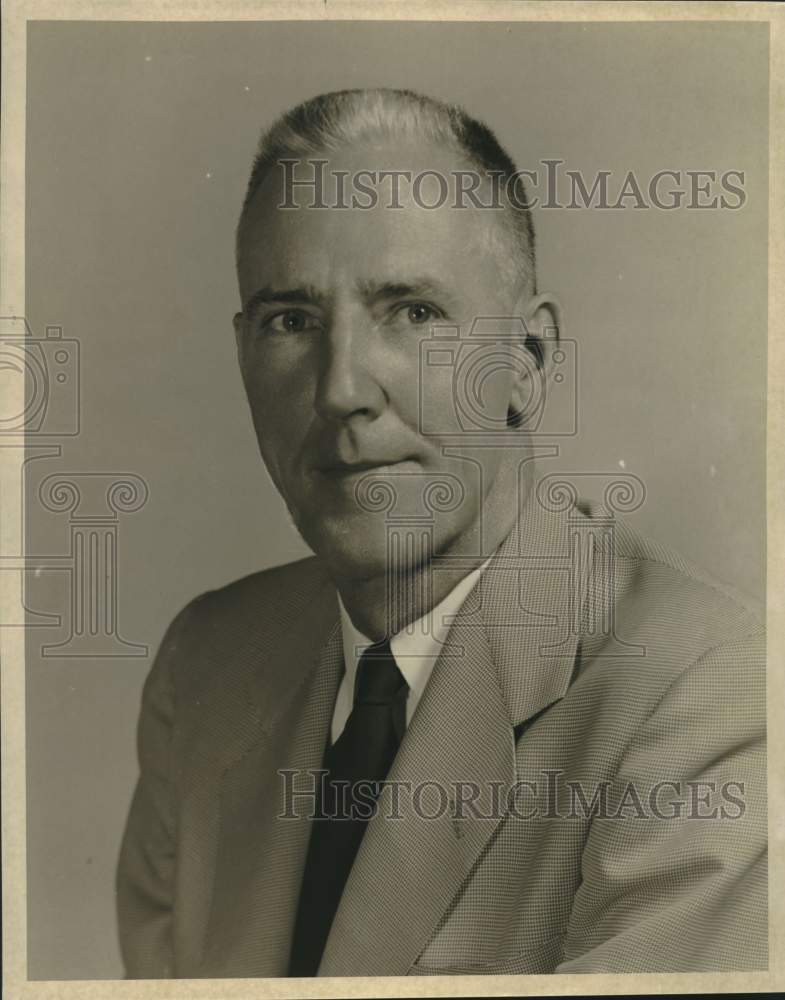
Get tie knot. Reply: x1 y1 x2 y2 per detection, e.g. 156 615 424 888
354 640 408 705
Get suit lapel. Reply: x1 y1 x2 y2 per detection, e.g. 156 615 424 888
319 493 582 976
317 604 514 976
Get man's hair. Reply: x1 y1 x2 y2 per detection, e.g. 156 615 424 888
236 87 537 294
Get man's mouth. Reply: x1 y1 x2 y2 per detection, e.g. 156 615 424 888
316 457 418 478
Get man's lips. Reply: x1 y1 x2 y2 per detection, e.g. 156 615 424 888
316 457 418 476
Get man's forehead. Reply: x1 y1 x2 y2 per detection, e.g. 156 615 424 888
256 134 480 202
237 202 514 312
235 132 525 307
240 161 513 279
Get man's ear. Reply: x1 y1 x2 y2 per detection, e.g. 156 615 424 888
508 291 564 426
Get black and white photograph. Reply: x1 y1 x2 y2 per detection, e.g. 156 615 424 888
1 3 781 996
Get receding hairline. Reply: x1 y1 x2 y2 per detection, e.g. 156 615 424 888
235 88 537 293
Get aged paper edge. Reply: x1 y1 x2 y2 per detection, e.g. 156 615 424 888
1 1 782 997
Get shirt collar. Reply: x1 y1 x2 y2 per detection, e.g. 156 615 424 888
337 556 492 707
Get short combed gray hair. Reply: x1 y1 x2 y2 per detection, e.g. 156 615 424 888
236 88 537 293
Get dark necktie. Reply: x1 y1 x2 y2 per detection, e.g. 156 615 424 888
287 639 409 977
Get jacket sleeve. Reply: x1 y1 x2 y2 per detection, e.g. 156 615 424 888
556 629 767 972
115 601 196 978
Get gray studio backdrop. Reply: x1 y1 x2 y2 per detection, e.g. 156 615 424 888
24 20 767 979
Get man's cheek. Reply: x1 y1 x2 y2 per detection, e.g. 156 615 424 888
415 370 463 438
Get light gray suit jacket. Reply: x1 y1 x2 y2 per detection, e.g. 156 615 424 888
116 492 767 977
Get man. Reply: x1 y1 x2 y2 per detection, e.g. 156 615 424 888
116 89 767 977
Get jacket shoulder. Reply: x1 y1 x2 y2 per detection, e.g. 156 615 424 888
555 504 766 797
150 555 335 691
579 499 764 639
571 501 765 719
185 554 330 627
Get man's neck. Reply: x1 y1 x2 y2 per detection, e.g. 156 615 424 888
335 558 475 642
333 499 520 641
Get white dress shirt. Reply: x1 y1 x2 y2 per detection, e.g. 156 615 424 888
332 557 492 744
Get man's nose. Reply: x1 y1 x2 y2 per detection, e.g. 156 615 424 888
313 322 385 424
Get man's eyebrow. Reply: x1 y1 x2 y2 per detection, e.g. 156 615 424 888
243 285 328 318
243 277 457 319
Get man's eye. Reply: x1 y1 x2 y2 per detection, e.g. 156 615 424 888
398 303 441 325
264 310 321 334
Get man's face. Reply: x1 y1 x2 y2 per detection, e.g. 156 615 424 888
235 139 536 579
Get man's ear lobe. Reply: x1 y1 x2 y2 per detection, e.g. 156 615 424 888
507 292 564 427
233 311 244 346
